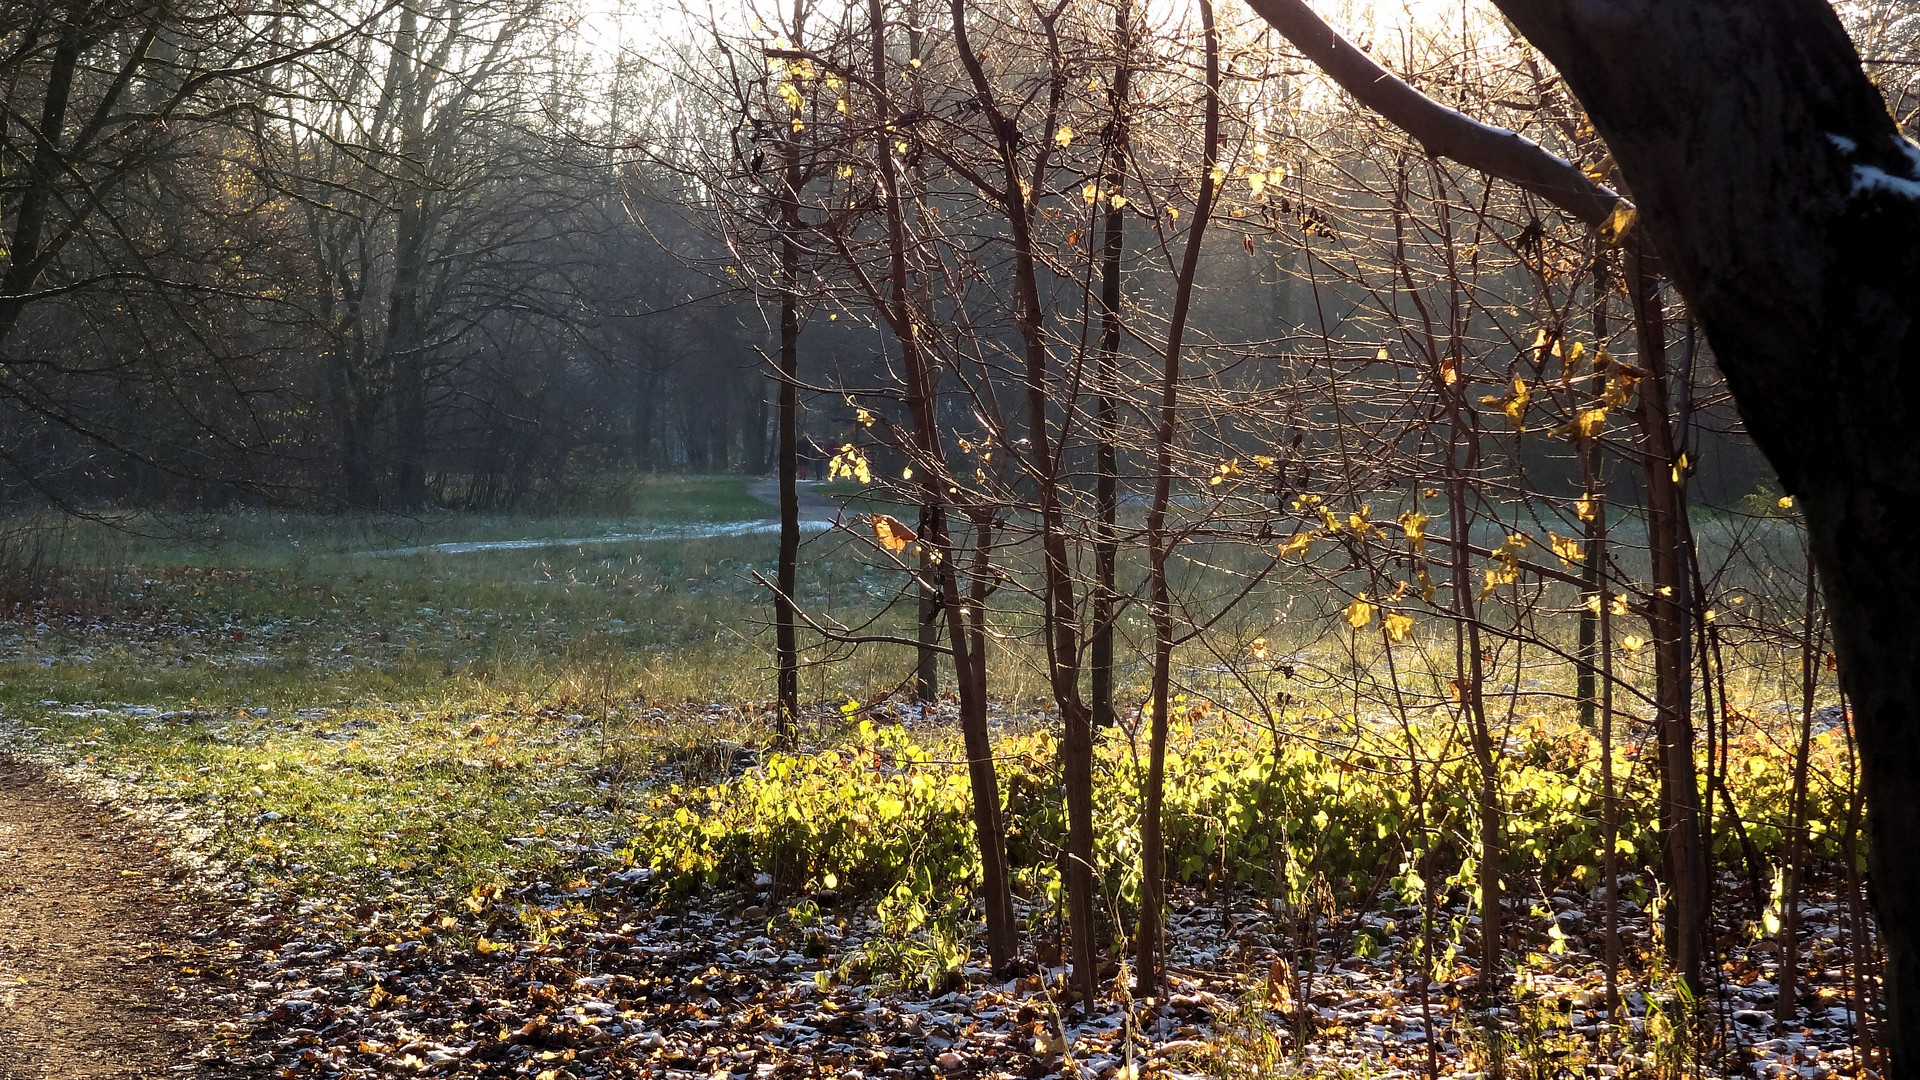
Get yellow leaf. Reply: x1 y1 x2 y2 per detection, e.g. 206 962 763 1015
871 513 918 554
1481 563 1518 597
1110 194 1127 209
1399 510 1428 555
1344 595 1375 629
1250 637 1269 660
1610 593 1630 617
1600 200 1638 245
1278 531 1317 558
1083 184 1099 204
1549 533 1585 566
1497 377 1532 427
1383 612 1414 643
1778 495 1795 510
829 444 871 484
1571 408 1607 439
1575 494 1598 522
855 407 874 426
1621 634 1646 652
1055 125 1074 147
1601 369 1638 409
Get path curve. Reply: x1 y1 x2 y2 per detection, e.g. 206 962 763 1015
745 476 846 523
0 761 223 1079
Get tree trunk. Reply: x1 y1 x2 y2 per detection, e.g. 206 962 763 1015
1090 0 1133 732
1138 0 1220 999
1777 555 1823 1026
774 148 802 744
1626 253 1707 995
869 0 1019 967
1479 1 1920 1066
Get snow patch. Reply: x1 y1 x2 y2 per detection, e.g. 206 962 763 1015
1851 163 1920 200
358 518 837 557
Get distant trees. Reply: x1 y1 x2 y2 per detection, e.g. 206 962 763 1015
0 0 793 510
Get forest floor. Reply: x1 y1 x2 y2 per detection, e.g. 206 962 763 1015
0 482 1881 1079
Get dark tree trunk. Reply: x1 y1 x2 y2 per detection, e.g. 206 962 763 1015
868 0 1019 967
1479 3 1920 1068
1139 0 1220 998
775 154 801 744
1090 0 1133 732
1244 0 1920 1064
1626 253 1707 994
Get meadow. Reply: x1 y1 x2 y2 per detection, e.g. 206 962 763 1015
0 477 1866 1080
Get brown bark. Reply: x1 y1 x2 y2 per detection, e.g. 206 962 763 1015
867 0 1019 966
1625 253 1708 994
946 0 1100 1004
1090 0 1134 733
1140 0 1222 999
1473 4 1920 1058
1245 0 1920 1064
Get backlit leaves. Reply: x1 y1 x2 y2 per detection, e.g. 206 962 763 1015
1481 377 1531 428
1549 533 1585 566
1344 594 1375 629
828 444 871 484
870 514 917 555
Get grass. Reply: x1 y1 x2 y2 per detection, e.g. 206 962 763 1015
0 474 1841 948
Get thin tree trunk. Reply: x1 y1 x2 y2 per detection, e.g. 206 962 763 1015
774 131 802 744
871 0 1018 967
1627 252 1707 996
1138 0 1220 999
1776 554 1822 1025
1090 0 1133 731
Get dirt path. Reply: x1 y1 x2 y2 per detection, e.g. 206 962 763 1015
0 761 223 1079
745 476 846 523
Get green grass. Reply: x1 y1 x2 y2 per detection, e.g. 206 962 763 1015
0 475 1840 946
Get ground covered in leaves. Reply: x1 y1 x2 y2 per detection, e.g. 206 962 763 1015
1 697 1876 1080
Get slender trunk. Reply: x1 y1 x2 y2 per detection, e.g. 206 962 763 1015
1138 0 1220 998
0 27 80 348
1090 0 1132 731
1775 555 1822 1025
948 0 1095 1003
1577 261 1607 729
1599 502 1621 1016
873 0 1017 966
916 503 939 703
1627 252 1707 995
774 139 802 743
1450 472 1501 1073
